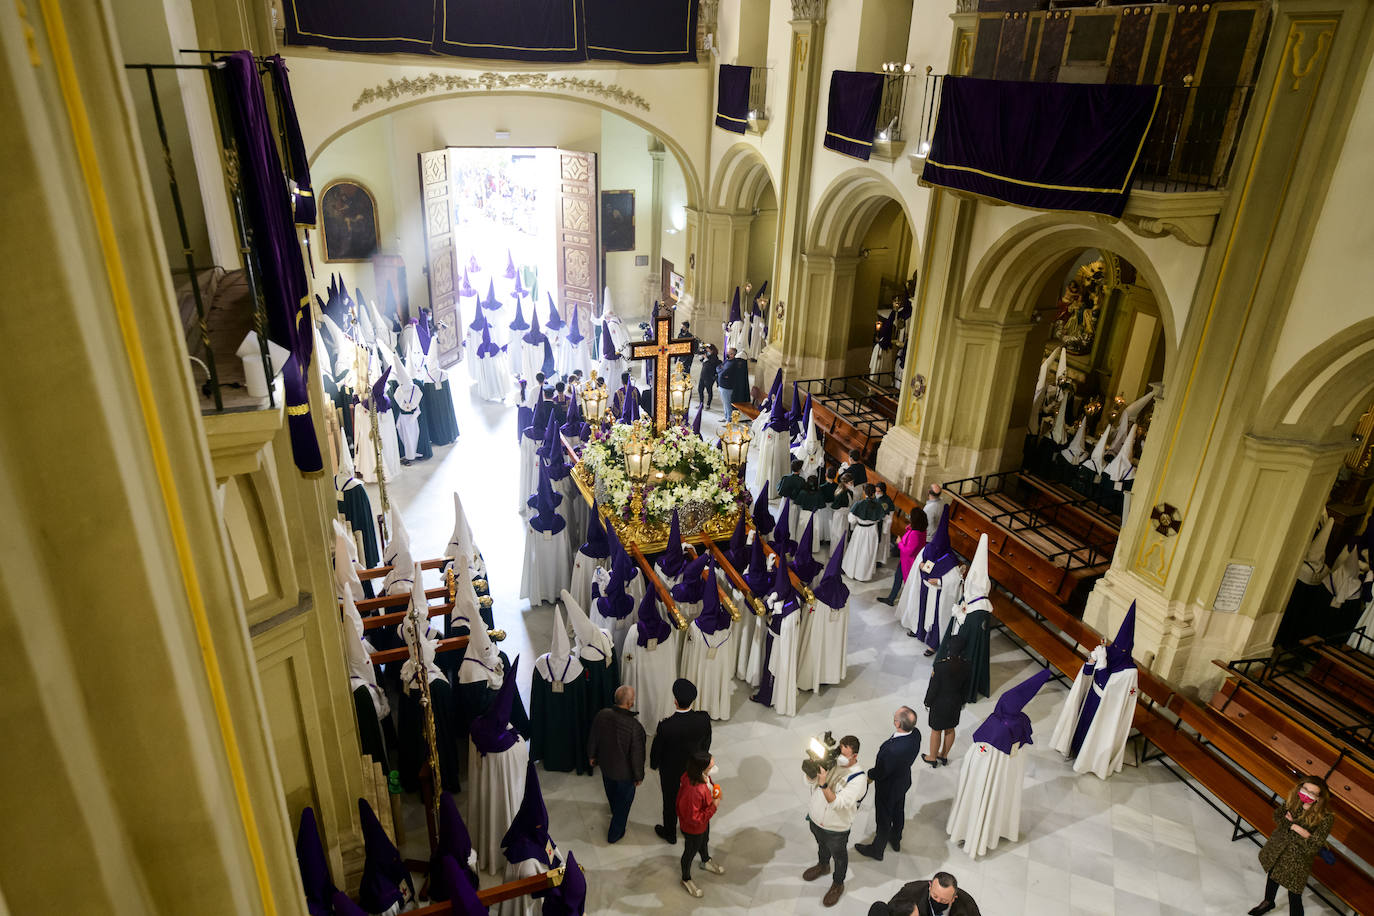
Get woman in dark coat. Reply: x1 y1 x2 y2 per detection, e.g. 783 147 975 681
922 633 972 767
1249 776 1335 915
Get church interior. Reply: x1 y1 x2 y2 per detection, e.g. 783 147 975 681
4 0 1374 913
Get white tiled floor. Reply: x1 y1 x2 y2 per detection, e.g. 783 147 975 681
372 375 1341 916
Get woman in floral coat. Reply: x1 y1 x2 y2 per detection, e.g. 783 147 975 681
1248 776 1334 915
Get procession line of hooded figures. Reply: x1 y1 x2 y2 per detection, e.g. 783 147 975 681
1277 511 1374 649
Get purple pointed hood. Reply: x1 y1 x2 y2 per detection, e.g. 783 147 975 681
459 267 476 298
468 253 481 273
1105 601 1137 673
692 401 704 437
635 586 672 646
566 304 585 345
545 293 565 331
501 759 553 866
788 381 803 425
561 394 585 439
727 512 749 569
813 533 850 609
799 392 814 435
505 250 517 279
330 891 369 916
545 435 571 482
296 807 336 916
468 303 490 333
751 484 774 536
542 850 587 916
728 287 741 324
923 504 959 577
791 517 823 584
427 792 477 901
620 387 641 423
767 381 791 432
769 554 797 604
470 656 522 754
536 408 561 461
370 366 392 412
580 502 610 559
972 667 1054 755
475 324 501 358
595 570 635 620
509 299 529 332
513 268 526 300
358 798 413 913
437 854 487 914
528 467 566 535
600 321 617 359
695 558 731 635
670 553 712 604
773 498 794 554
416 311 433 354
657 510 687 577
483 279 501 311
743 535 771 596
522 305 546 345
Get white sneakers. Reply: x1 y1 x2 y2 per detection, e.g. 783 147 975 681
682 879 703 897
702 861 726 875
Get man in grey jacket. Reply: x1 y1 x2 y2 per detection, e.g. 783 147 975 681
588 685 646 843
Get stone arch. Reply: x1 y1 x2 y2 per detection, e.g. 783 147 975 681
1256 317 1374 444
710 142 776 214
806 170 918 258
309 90 704 211
956 213 1179 364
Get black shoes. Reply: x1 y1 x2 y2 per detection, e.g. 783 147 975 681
878 597 896 606
855 843 883 861
1247 903 1276 916
654 824 677 844
890 839 900 852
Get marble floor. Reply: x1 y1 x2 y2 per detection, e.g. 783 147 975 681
367 375 1340 916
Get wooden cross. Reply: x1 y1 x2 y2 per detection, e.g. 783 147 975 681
628 303 694 431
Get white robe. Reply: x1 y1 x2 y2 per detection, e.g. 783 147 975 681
763 611 801 717
468 738 529 871
897 558 962 641
475 348 513 402
495 856 546 916
621 627 680 736
679 623 736 720
1049 651 1139 780
519 525 572 607
735 601 766 687
557 476 588 548
590 576 646 659
517 436 540 515
869 344 894 376
748 315 767 359
842 514 880 582
353 404 401 483
393 381 424 461
751 426 792 496
568 552 606 618
946 741 1028 858
725 319 746 355
796 602 848 691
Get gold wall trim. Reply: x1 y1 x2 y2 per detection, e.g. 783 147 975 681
37 1 278 910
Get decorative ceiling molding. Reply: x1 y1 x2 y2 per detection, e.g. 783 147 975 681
352 71 651 112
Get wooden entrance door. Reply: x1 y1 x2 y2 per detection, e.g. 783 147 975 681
418 149 462 368
555 151 599 336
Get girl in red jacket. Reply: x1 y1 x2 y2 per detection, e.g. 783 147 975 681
677 751 725 897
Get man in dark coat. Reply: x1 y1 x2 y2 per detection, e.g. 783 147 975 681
587 684 646 844
856 706 923 860
649 678 713 843
718 348 751 410
868 873 981 916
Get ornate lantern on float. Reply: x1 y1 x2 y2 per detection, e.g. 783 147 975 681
668 367 693 422
581 370 608 426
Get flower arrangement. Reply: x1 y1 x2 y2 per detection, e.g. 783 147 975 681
580 420 738 530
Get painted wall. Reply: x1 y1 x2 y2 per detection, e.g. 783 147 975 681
1265 59 1374 395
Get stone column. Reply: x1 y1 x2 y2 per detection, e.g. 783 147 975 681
645 141 667 307
1083 3 1374 690
787 252 860 380
696 209 753 349
757 0 829 381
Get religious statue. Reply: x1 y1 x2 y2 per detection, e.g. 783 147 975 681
1052 260 1108 355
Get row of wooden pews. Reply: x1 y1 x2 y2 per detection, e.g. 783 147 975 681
797 372 899 465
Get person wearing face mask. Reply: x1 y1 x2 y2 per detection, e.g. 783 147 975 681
867 872 981 916
1248 776 1335 915
803 736 869 908
676 751 725 897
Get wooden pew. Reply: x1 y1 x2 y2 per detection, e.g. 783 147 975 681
1309 642 1374 718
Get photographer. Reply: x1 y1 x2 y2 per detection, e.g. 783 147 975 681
803 735 868 908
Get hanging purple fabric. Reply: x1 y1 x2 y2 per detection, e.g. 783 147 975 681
921 77 1162 217
433 0 585 62
585 0 698 64
716 64 752 134
265 56 316 227
221 51 323 474
284 0 435 54
823 71 885 161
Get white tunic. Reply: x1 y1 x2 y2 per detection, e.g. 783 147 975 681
468 738 529 871
678 623 736 720
751 426 793 496
519 525 572 607
946 741 1029 858
796 603 848 691
517 436 540 515
1049 648 1139 780
475 348 513 403
764 611 802 717
353 404 401 483
735 601 765 687
620 627 680 737
568 552 606 619
897 558 962 641
841 514 880 582
393 381 424 461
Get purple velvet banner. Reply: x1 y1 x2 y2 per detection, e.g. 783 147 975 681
222 52 323 474
823 70 885 161
715 64 751 134
283 0 436 55
585 0 698 64
433 0 583 62
920 77 1162 218
266 56 315 227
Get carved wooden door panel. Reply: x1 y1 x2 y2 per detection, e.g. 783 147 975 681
418 149 462 368
555 150 599 335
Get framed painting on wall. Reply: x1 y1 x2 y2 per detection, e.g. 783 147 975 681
320 180 380 262
600 189 635 252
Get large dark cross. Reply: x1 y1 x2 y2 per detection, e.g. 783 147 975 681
628 303 694 431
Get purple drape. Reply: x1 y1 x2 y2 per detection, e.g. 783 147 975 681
266 56 315 227
920 77 1162 217
823 71 885 161
284 0 435 54
585 0 698 64
716 64 751 134
433 0 583 62
222 52 323 474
